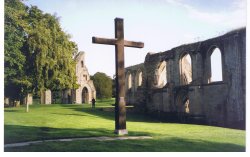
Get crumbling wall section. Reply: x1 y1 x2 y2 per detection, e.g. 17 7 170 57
125 28 246 129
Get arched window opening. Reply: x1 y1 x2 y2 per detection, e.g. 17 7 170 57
81 61 84 67
128 73 132 89
82 87 88 103
154 61 167 88
180 53 192 85
137 71 142 87
209 48 222 83
83 74 87 81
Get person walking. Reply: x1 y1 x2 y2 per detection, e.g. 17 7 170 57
92 98 96 109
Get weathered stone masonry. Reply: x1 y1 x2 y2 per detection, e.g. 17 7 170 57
62 51 96 104
125 28 246 129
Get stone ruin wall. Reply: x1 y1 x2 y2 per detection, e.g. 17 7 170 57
125 63 145 109
61 51 96 104
125 28 246 129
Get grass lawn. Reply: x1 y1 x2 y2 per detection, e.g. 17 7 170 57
4 99 245 152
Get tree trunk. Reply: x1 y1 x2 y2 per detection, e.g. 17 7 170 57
26 103 29 112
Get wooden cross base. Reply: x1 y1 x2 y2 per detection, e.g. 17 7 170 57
114 129 128 135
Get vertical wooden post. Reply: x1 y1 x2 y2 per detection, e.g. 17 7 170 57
92 18 144 135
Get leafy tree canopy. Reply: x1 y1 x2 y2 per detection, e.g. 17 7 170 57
91 72 112 99
4 0 79 102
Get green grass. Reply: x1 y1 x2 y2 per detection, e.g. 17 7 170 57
4 99 245 152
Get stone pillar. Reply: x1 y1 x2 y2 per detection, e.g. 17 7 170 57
24 93 33 105
41 90 52 104
14 100 20 107
226 34 244 126
4 97 10 106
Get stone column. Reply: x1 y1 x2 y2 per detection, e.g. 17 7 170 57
25 93 33 105
4 97 10 106
41 90 52 104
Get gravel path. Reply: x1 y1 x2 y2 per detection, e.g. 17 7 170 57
5 136 152 148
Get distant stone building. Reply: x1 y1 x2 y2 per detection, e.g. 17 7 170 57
24 93 33 105
125 28 246 129
61 51 96 104
5 51 96 106
9 51 96 105
41 90 52 104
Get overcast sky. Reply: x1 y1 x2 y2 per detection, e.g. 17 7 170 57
24 0 246 77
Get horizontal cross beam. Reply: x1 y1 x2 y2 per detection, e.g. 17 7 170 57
92 37 144 48
124 40 144 48
92 37 116 45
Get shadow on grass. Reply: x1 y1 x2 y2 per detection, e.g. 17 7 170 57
5 134 245 152
4 105 245 152
4 124 150 144
96 99 115 103
50 113 89 117
63 105 160 123
4 110 23 112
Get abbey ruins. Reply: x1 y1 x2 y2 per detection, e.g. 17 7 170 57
41 51 96 105
4 27 245 130
22 51 96 105
125 28 246 129
61 51 96 104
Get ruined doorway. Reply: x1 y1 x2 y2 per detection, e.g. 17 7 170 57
82 87 89 103
176 89 190 122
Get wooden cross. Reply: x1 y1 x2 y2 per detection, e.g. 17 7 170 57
92 18 144 135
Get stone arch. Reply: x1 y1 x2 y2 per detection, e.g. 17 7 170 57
135 69 143 90
207 46 223 83
154 61 167 88
81 85 91 104
175 88 190 122
179 52 192 85
126 71 132 90
82 87 88 103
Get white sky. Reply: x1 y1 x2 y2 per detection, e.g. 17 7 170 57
23 0 246 77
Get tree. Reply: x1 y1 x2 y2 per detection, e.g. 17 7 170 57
4 0 79 104
4 0 32 103
25 6 79 92
91 72 112 99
